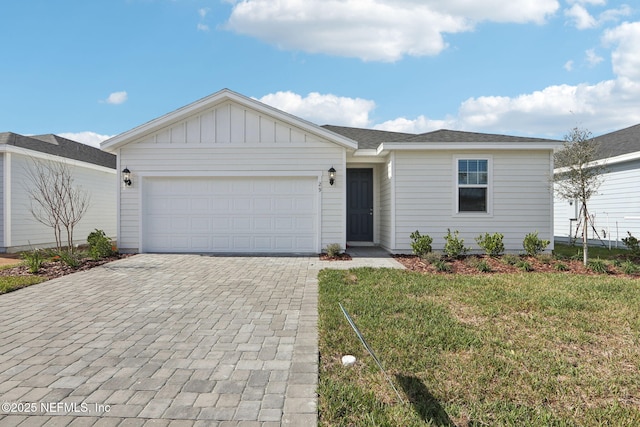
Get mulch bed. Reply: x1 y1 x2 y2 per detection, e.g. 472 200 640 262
393 254 639 277
0 254 134 281
319 253 353 261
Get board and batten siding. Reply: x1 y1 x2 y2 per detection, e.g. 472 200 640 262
391 150 553 253
118 100 346 252
9 153 116 251
554 158 640 244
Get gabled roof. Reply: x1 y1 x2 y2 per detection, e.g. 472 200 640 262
321 125 415 149
102 88 358 151
592 123 640 160
0 132 116 169
403 129 560 143
324 125 561 151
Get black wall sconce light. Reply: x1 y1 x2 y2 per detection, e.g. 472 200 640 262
122 167 132 187
328 167 336 186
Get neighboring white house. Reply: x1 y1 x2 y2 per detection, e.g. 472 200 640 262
0 133 117 253
554 123 640 247
101 88 560 254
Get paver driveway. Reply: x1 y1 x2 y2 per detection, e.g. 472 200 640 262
0 254 321 427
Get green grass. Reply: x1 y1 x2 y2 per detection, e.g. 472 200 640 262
319 268 640 426
0 275 46 294
553 242 631 260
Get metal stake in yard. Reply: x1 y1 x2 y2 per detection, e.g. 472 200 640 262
339 303 405 404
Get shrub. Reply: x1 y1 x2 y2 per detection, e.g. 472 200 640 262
537 254 554 265
554 262 569 271
475 232 504 257
434 259 452 273
517 260 533 272
87 229 115 260
587 258 608 274
523 232 550 256
622 232 640 257
444 229 469 259
57 250 82 269
502 254 520 266
21 249 45 274
622 260 639 275
410 230 433 257
324 243 342 258
422 252 442 265
476 259 492 273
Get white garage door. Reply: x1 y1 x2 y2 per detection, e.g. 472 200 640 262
143 176 318 253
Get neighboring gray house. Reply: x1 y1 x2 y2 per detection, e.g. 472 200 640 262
102 88 559 254
0 132 117 253
554 123 640 246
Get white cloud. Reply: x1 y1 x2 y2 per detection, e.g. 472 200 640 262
565 4 597 29
374 21 640 137
257 91 376 127
566 0 605 5
103 91 128 105
253 20 640 139
585 48 603 66
565 3 632 29
599 5 632 24
225 0 558 62
603 21 640 82
373 116 456 134
564 59 574 71
197 7 210 31
58 131 113 148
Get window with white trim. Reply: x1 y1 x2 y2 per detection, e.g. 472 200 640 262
457 158 490 213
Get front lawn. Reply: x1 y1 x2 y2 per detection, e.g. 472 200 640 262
0 275 46 294
319 268 640 426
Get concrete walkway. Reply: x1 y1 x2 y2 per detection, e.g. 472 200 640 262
315 246 406 270
0 250 402 426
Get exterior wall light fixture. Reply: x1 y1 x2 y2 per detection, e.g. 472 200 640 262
122 167 132 187
328 167 336 186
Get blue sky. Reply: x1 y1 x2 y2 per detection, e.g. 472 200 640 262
1 0 639 147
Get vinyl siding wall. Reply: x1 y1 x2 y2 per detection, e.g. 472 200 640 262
378 155 393 250
118 101 346 252
9 153 116 251
554 159 640 245
391 150 553 253
0 154 4 249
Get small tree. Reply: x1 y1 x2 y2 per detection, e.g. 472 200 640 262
553 127 604 265
25 159 90 252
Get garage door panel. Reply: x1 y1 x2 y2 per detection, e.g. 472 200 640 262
191 198 210 211
170 217 189 232
295 198 314 211
254 198 272 211
212 199 231 211
254 218 272 231
295 217 314 230
144 177 318 252
233 199 251 211
190 217 210 232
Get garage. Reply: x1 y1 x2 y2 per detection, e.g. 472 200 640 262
142 176 319 253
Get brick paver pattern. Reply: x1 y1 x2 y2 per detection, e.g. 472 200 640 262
0 255 323 427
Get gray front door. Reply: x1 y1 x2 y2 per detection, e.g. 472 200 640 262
347 168 373 241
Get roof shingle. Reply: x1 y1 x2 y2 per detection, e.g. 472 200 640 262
591 123 640 160
322 125 560 148
0 132 116 169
